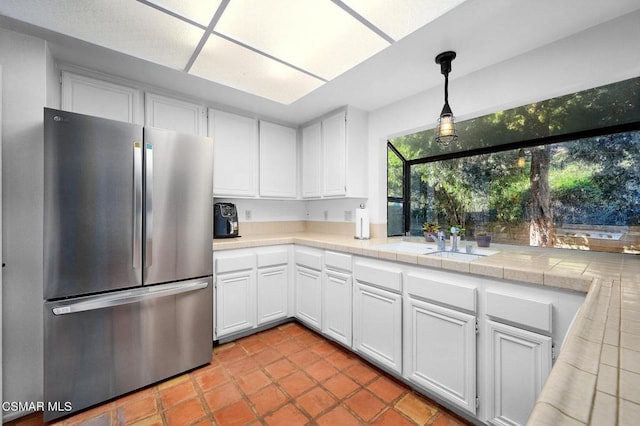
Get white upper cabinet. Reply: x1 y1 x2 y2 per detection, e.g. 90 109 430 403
61 71 140 123
259 121 297 198
144 93 205 136
322 112 347 196
301 122 322 198
209 109 259 197
301 107 368 199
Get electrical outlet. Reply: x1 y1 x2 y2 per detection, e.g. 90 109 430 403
245 210 251 220
324 210 328 221
344 210 353 221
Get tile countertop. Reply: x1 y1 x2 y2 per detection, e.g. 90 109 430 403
213 232 640 425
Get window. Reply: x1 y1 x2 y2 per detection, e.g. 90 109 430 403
387 77 640 254
387 143 405 236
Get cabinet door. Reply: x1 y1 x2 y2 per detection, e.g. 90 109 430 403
145 93 204 135
353 282 402 373
405 298 476 414
295 265 322 330
322 111 347 196
322 270 352 347
215 270 256 338
486 320 552 426
209 109 258 197
61 71 140 123
259 121 297 198
257 265 289 325
301 122 322 198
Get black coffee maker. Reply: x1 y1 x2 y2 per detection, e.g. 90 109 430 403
214 202 239 238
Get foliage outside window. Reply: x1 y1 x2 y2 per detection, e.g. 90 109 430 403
387 77 640 254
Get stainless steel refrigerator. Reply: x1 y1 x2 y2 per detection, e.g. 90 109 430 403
43 108 213 421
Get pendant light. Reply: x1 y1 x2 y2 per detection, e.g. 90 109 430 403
435 51 457 146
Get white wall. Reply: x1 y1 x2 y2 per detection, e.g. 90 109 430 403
216 198 369 224
305 198 368 222
367 10 640 225
0 27 51 421
215 198 307 222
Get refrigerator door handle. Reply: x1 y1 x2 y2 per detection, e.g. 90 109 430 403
133 142 143 269
145 143 153 268
51 281 209 315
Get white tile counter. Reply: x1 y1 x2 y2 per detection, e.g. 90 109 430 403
213 233 640 425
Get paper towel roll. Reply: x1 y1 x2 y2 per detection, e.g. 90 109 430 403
355 207 370 239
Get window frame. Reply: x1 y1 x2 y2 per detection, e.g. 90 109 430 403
387 121 640 237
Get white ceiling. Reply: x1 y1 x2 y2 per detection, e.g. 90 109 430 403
1 0 640 125
0 0 465 104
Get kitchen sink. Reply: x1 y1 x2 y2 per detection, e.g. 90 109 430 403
426 247 499 261
426 251 484 261
373 241 438 254
374 241 498 261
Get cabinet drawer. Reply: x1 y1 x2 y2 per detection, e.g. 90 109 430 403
406 273 477 313
257 248 289 268
215 252 255 273
325 251 352 272
486 291 552 333
295 249 323 271
354 261 402 293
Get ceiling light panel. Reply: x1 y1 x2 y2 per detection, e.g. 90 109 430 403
0 0 204 70
141 0 223 27
342 0 467 41
190 34 325 104
214 0 390 81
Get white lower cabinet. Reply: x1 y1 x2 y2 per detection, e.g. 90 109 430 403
214 246 291 339
405 297 477 414
353 259 403 373
295 265 322 330
216 269 256 338
353 282 402 373
212 244 584 426
257 264 289 325
403 270 479 415
486 320 552 426
322 251 353 347
322 269 352 347
294 247 324 330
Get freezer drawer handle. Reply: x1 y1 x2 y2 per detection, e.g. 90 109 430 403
51 281 208 315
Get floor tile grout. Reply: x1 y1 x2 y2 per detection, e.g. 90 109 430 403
6 322 472 426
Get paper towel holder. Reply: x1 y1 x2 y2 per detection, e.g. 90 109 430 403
354 203 371 240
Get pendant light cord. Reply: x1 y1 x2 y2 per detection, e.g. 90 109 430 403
443 72 449 105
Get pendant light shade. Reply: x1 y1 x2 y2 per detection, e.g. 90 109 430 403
435 51 457 146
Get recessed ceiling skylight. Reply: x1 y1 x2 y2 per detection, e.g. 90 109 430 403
214 0 389 81
0 0 468 104
142 0 223 28
190 34 325 105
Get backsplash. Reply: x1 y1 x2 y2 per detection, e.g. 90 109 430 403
215 198 380 237
234 220 385 238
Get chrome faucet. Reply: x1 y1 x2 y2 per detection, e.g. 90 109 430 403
450 227 459 252
437 231 446 251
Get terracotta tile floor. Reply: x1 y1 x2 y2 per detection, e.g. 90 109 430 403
7 322 472 426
